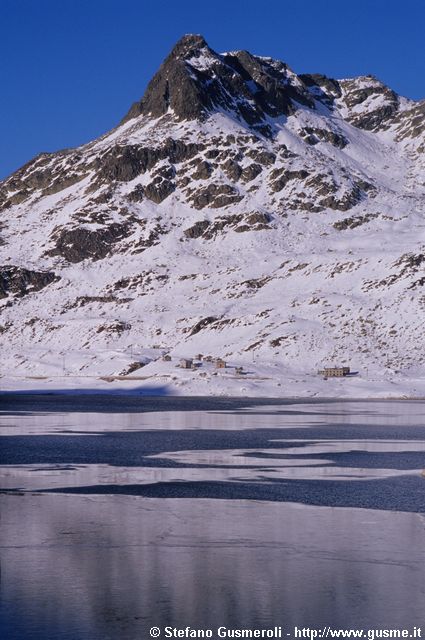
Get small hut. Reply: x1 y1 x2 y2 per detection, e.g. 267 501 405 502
180 358 193 369
215 358 226 369
162 354 172 362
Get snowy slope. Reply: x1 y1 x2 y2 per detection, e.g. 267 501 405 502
1 35 424 397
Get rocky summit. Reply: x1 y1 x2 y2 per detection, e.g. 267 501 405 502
1 34 424 396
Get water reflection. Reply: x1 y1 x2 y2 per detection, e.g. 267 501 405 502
1 398 425 435
1 399 424 640
1 494 424 640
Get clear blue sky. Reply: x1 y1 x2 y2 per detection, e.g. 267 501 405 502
1 0 424 180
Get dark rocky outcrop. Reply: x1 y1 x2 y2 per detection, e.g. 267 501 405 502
241 163 262 182
91 189 115 204
246 150 276 166
340 77 400 131
394 102 425 142
299 73 342 106
1 149 88 206
319 190 361 212
190 183 243 209
270 169 309 193
164 138 205 163
42 172 87 196
0 266 59 299
47 223 131 263
202 214 244 239
189 316 218 335
296 173 369 212
119 361 147 375
96 321 131 334
182 211 271 241
394 252 425 275
333 213 378 230
222 159 242 182
121 34 314 127
67 295 133 308
242 276 272 289
122 35 213 122
300 127 348 148
108 271 168 291
126 185 145 202
144 178 175 203
184 220 210 239
153 165 176 180
191 160 213 180
96 145 160 182
245 211 271 226
131 224 167 253
94 139 203 186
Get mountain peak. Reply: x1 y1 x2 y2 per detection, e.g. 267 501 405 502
169 33 209 57
121 34 313 131
121 34 215 123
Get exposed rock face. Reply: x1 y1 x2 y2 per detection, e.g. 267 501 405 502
0 266 59 298
394 102 425 143
246 150 276 165
190 183 243 209
97 145 157 182
126 185 145 202
0 151 88 207
299 73 342 104
191 160 213 180
47 223 131 263
202 214 245 238
339 76 400 131
223 159 242 182
184 220 210 239
121 34 314 128
333 214 378 230
245 212 271 226
300 127 348 148
122 35 212 122
394 252 425 274
119 361 147 375
144 178 175 203
95 139 202 186
183 212 271 241
241 163 262 182
269 169 309 193
189 316 218 335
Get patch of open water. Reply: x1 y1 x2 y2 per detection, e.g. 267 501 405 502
1 397 424 639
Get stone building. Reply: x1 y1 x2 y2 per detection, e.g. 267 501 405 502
318 366 350 377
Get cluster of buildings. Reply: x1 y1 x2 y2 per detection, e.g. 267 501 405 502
161 353 351 380
178 355 226 370
162 353 244 375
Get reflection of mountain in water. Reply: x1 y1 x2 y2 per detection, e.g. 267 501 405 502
1 399 425 639
1 494 425 640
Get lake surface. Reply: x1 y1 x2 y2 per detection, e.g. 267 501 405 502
1 396 424 640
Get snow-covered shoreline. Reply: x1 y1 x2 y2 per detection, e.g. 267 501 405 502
1 370 424 399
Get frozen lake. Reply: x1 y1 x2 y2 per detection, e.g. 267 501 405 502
1 396 424 639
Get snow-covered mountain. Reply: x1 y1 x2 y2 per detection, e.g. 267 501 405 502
1 34 424 396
